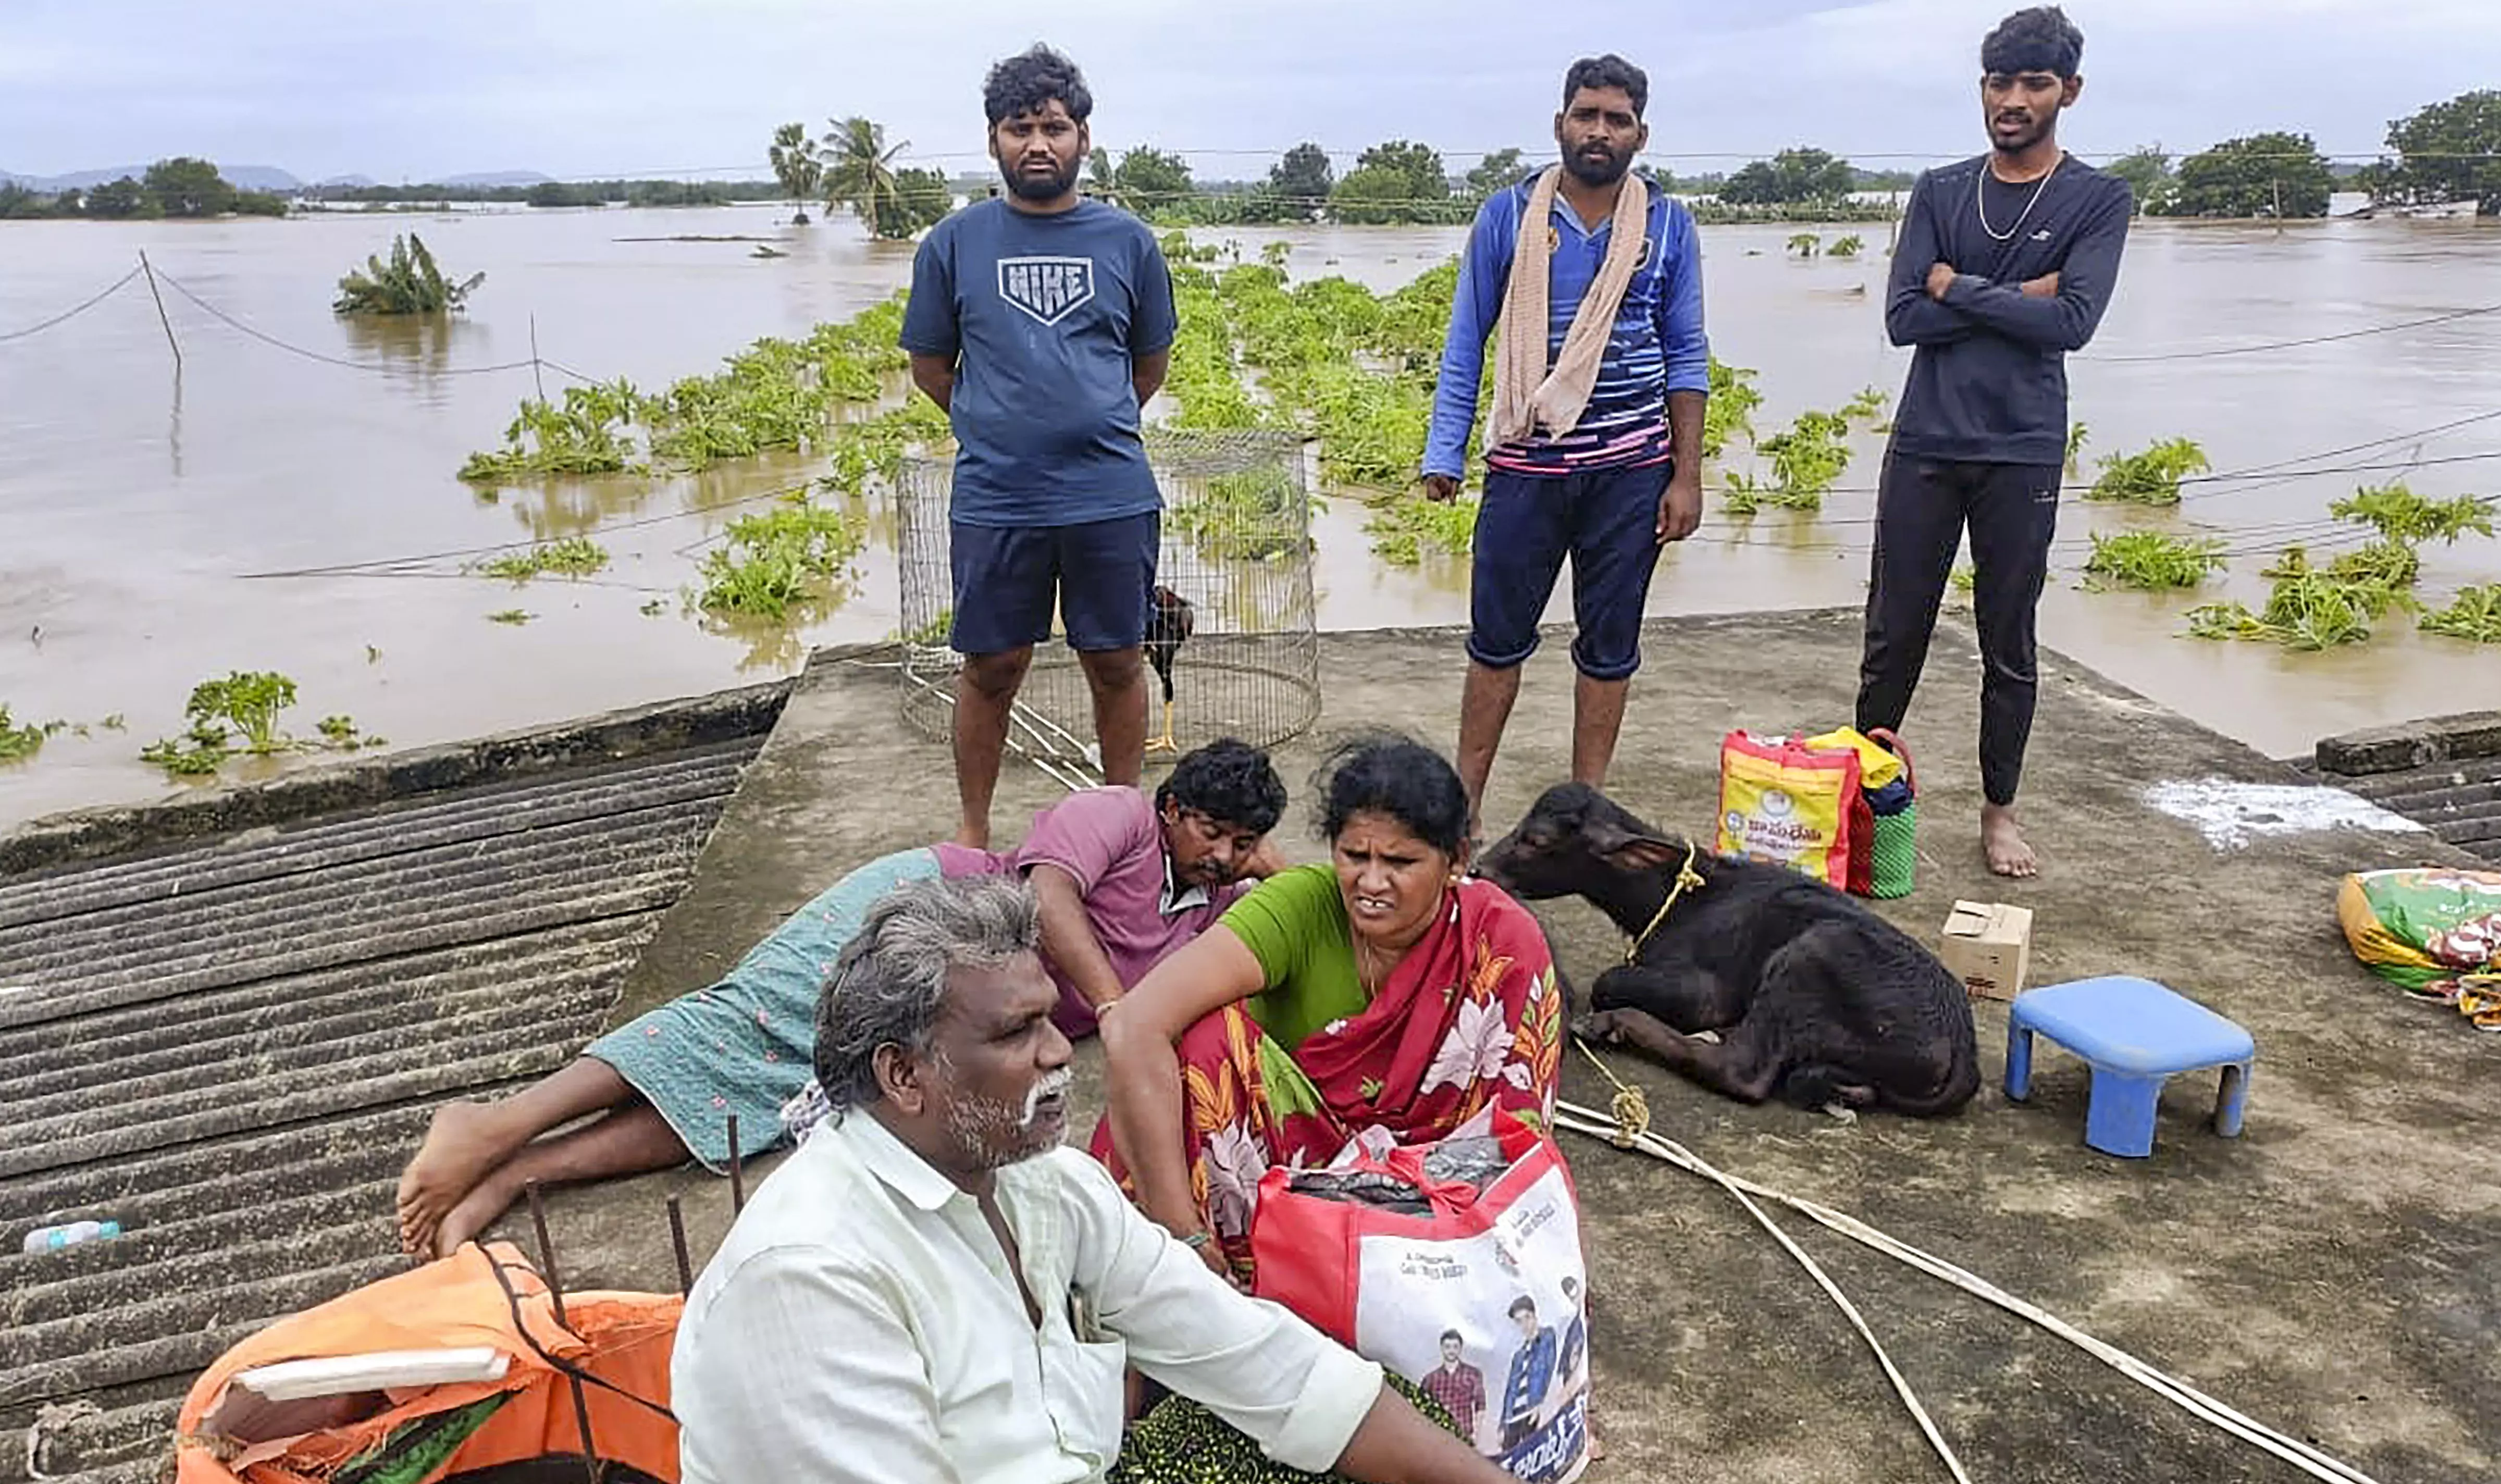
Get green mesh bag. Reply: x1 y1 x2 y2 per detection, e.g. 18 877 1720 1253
1871 804 1918 899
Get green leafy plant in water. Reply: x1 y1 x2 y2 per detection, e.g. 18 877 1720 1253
1363 495 1479 566
1704 358 1763 459
1720 469 1768 515
2065 422 2089 473
1756 409 1853 509
1828 235 1866 258
460 380 645 483
2329 483 2495 546
2087 437 2210 505
2082 531 2228 590
475 537 611 581
1786 232 1822 258
0 704 51 764
487 609 534 625
2421 585 2501 642
697 494 869 620
1950 564 1977 593
1840 386 1889 424
333 233 484 315
1172 467 1306 561
140 670 304 776
2187 546 2416 649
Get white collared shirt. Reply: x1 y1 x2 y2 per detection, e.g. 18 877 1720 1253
673 1110 1382 1484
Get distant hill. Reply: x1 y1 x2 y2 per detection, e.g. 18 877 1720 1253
437 170 555 188
1 163 302 191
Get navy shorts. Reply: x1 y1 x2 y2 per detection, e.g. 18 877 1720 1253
1467 462 1672 682
949 511 1160 656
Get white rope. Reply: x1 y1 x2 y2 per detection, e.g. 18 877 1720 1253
1554 1099 2380 1484
1553 1104 1969 1483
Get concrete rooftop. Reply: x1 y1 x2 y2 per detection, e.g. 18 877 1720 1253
8 612 2497 1483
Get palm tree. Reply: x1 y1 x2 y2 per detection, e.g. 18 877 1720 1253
823 116 909 237
768 122 822 225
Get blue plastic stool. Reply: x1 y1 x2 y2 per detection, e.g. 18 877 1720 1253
2004 976 2255 1158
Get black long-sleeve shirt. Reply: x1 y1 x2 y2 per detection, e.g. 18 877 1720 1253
1886 155 2133 466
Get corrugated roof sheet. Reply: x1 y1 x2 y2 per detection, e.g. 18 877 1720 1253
0 737 762 1483
2331 752 2501 864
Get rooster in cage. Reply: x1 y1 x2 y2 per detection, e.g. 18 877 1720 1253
1143 583 1195 756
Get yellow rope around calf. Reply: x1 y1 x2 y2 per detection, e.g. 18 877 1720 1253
1623 840 1707 966
1556 1044 2381 1484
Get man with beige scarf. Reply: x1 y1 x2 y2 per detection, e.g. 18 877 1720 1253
1424 54 1710 831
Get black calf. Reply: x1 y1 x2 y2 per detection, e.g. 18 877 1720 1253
1477 783 1978 1117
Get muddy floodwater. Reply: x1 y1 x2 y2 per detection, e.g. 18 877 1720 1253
4 203 2498 828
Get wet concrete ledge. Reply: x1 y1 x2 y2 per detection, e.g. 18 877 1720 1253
2316 710 2501 777
0 675 801 880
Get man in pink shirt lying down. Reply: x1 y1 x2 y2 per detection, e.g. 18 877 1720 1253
397 738 1287 1258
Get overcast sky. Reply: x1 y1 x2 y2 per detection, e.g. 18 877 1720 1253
5 0 2496 182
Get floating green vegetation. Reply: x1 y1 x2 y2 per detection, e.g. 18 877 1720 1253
1 704 59 764
1704 358 1763 460
1363 495 1480 567
457 291 937 488
475 537 611 581
2328 482 2495 546
2065 422 2090 473
1840 386 1889 424
2186 546 2416 650
487 609 534 625
696 494 869 620
1828 235 1866 259
139 671 372 777
1787 233 1822 258
2086 438 2210 505
2421 585 2501 643
1950 564 1977 594
1171 467 1307 562
1753 409 1854 510
640 598 669 617
333 233 482 315
2082 531 2228 590
459 381 645 483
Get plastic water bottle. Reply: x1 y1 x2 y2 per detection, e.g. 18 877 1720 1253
20 1220 119 1254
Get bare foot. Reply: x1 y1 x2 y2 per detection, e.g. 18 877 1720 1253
1982 803 2037 879
397 1102 524 1257
433 1165 528 1259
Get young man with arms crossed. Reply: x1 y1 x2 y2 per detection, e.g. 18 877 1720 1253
903 44 1178 849
1859 6 2131 877
1424 54 1710 834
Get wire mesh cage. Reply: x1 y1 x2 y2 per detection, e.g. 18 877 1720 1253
897 429 1323 779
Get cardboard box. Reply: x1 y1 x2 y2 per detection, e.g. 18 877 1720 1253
1940 900 2033 1001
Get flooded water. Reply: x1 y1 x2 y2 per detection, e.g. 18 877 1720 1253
4 204 2498 828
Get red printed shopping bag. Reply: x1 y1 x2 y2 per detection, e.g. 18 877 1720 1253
1249 1112 1592 1482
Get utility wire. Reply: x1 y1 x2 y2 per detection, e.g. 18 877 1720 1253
153 268 548 377
0 265 142 343
2085 300 2501 364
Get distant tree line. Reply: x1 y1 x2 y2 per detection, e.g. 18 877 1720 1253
2103 89 2497 219
0 157 288 219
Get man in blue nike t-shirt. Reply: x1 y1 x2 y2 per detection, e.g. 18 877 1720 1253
901 44 1178 850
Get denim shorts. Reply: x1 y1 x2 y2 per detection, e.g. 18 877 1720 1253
949 511 1160 655
1467 462 1672 681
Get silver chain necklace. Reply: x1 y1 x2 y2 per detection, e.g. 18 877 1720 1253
1976 156 2061 242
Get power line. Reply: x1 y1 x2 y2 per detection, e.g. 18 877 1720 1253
2085 300 2501 364
0 265 141 343
152 268 550 378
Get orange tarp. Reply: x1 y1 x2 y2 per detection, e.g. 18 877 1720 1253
175 1242 682 1484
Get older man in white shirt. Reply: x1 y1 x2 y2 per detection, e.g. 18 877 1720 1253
672 874 1507 1484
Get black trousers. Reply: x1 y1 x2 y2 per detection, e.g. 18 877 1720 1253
1855 450 2061 808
